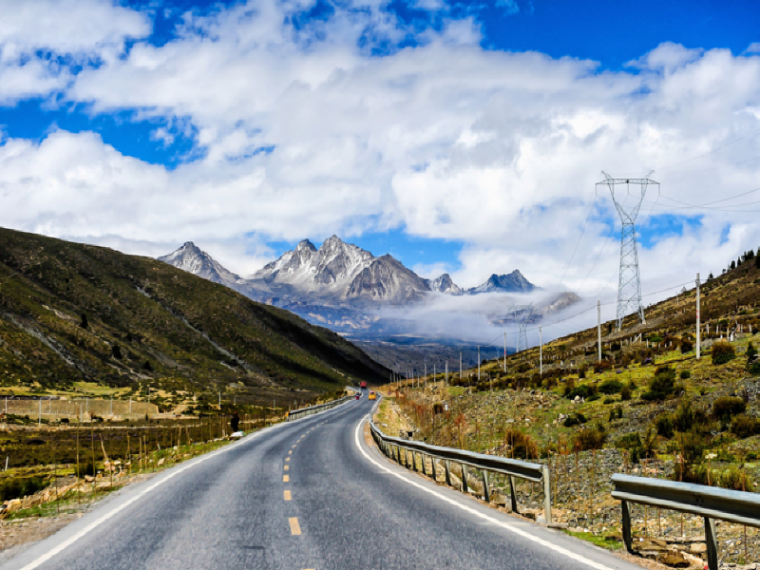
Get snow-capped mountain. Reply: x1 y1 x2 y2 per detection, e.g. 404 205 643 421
427 273 463 295
158 242 242 285
468 270 537 294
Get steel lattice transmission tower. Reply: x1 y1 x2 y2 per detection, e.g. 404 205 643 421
597 171 659 330
512 304 533 352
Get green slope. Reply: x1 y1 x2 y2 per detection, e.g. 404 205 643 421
0 227 389 404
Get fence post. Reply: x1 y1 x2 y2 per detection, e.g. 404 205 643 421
482 470 490 502
461 464 469 493
542 464 552 524
704 517 718 570
431 457 437 482
445 460 452 486
509 476 519 513
621 500 633 554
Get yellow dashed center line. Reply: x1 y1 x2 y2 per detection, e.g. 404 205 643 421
285 457 290 462
289 450 292 455
283 475 289 482
284 465 289 471
284 490 292 501
289 517 301 535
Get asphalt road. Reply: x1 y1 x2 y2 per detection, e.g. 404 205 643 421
1 398 646 570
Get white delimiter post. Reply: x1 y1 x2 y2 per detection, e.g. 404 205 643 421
597 300 602 362
696 273 701 360
539 326 543 376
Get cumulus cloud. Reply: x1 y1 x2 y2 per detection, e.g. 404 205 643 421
0 0 759 329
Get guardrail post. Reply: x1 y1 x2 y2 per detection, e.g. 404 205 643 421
621 500 633 554
421 454 427 476
461 464 469 493
445 460 452 486
704 517 718 570
413 452 419 472
482 471 490 502
509 476 519 514
542 464 552 524
431 457 437 482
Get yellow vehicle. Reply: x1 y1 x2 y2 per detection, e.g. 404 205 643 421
368 391 377 400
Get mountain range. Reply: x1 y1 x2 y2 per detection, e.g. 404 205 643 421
159 237 578 337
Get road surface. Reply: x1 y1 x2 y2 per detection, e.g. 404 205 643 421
1 398 645 570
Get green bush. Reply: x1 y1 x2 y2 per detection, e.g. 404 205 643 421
594 360 612 374
680 340 693 354
746 341 757 359
680 370 691 379
620 384 632 401
713 396 746 420
563 413 588 427
711 341 735 365
641 366 676 401
599 380 624 395
0 477 48 502
655 414 674 438
616 432 641 449
565 384 596 400
749 362 760 376
673 398 709 433
730 415 760 438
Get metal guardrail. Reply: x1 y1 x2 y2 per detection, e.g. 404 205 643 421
287 395 354 421
369 419 552 523
611 474 760 569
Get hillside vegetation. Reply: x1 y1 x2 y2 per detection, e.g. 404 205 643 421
384 250 760 566
0 228 389 407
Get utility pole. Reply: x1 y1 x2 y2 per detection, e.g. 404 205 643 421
597 300 602 361
696 273 701 360
539 325 543 376
503 331 507 373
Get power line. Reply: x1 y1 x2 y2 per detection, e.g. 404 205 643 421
656 127 760 171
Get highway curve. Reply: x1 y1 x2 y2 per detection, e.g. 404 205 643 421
0 398 645 570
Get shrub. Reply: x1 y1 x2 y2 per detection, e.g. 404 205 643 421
747 342 758 359
680 370 691 380
656 413 675 437
608 406 623 421
673 430 709 483
578 366 587 379
516 363 531 373
565 384 596 400
649 335 664 343
680 340 693 354
599 380 624 395
719 465 754 492
620 384 632 401
750 362 760 376
641 367 676 401
573 424 607 451
673 398 709 433
503 428 539 460
610 342 621 352
76 460 97 478
713 396 746 420
563 413 588 427
594 360 612 374
616 432 641 449
587 393 600 402
730 415 760 438
711 341 736 365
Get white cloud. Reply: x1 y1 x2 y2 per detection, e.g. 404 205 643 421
0 0 759 330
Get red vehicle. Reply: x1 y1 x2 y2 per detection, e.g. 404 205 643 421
360 381 367 390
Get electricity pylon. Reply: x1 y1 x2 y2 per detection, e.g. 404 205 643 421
512 304 533 352
597 171 659 330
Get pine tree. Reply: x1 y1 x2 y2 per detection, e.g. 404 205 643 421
79 313 89 329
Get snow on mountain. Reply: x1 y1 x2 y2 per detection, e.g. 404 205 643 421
158 242 241 285
427 273 463 295
468 270 537 294
253 235 375 293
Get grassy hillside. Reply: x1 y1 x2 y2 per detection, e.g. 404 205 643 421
0 227 389 406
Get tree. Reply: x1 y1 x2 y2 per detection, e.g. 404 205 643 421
79 313 89 330
730 260 736 270
756 255 760 269
708 272 714 280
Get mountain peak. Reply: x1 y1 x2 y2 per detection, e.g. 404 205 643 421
470 270 536 294
429 273 463 295
296 239 317 252
159 242 241 285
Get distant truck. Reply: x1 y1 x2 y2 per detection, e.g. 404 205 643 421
360 381 368 390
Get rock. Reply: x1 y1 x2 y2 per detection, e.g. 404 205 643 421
157 458 165 466
658 551 689 568
84 475 95 483
689 543 707 553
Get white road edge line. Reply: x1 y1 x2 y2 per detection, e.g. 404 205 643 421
18 399 359 570
353 416 617 570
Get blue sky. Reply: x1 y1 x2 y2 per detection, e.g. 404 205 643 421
0 0 758 296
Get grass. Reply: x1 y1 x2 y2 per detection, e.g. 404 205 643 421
562 530 623 551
